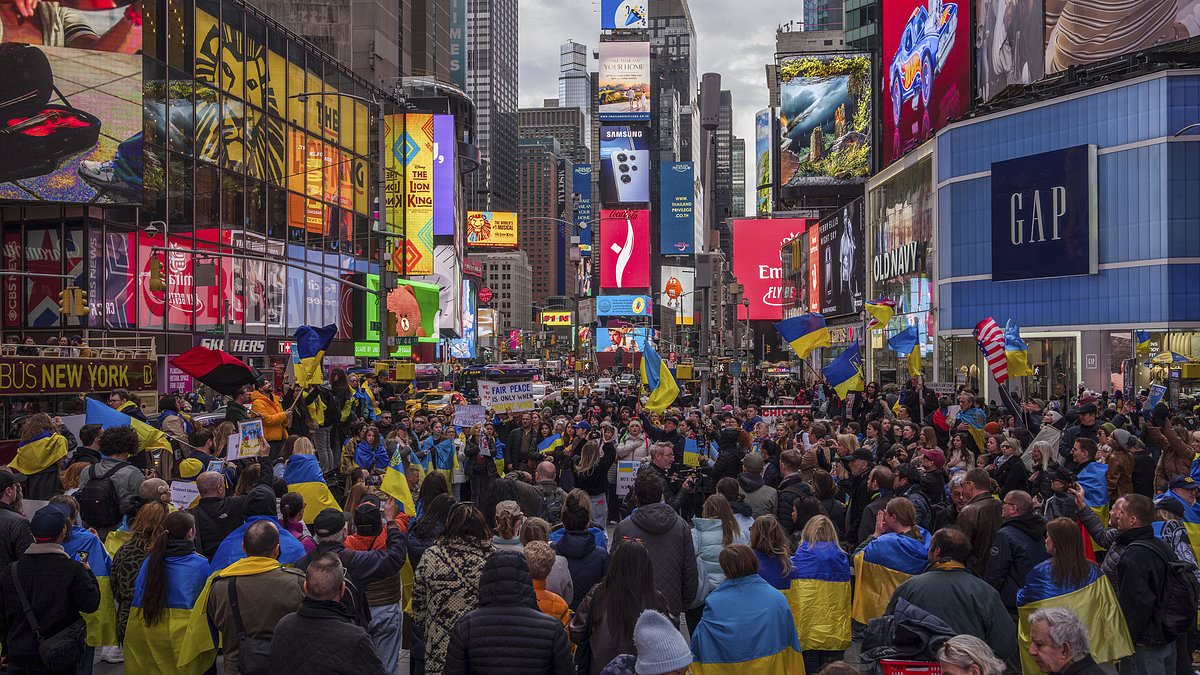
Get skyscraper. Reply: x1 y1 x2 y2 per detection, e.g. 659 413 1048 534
518 137 570 303
467 0 519 212
714 89 734 223
519 104 589 167
649 0 698 163
558 40 591 140
805 0 844 30
251 0 400 82
731 136 746 218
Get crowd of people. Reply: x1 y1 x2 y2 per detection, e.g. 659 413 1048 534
0 367 1196 674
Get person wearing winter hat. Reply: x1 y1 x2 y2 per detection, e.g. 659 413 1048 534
177 457 205 481
1105 428 1134 501
600 609 692 675
208 485 308 571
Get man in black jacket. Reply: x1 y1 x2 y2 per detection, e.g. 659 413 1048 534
900 378 938 426
1058 403 1100 464
0 471 32 581
269 553 387 675
775 450 818 540
984 490 1048 615
895 463 931 531
1111 493 1178 673
641 412 685 468
189 471 248 560
506 412 536 471
443 550 573 674
840 449 874 547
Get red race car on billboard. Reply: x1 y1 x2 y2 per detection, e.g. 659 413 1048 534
888 1 958 127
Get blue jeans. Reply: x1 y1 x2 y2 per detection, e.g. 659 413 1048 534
368 602 404 675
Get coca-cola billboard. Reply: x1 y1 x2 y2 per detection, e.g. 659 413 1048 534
731 218 812 321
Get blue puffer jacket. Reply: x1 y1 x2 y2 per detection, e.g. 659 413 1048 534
553 529 608 611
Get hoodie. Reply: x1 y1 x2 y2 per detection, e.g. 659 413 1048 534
553 529 609 610
737 472 779 518
611 502 698 617
983 512 1050 611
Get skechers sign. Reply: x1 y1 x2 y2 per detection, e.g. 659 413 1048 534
990 145 1097 282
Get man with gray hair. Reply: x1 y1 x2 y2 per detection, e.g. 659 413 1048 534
1028 607 1105 674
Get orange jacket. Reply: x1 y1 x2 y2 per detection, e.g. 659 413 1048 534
533 578 570 633
250 390 288 441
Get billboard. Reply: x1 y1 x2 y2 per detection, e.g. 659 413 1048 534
755 109 775 216
600 126 650 204
816 198 865 318
415 245 462 336
598 42 651 121
660 266 695 325
731 218 812 320
807 225 820 313
660 162 694 254
601 0 648 29
573 164 594 255
388 279 440 344
976 0 1044 101
478 308 496 339
0 11 142 204
384 114 455 272
466 211 519 248
1046 1 1197 73
541 311 574 326
597 326 653 352
448 280 477 358
448 0 468 89
432 115 456 236
595 295 652 317
881 0 971 165
777 54 872 187
599 209 651 289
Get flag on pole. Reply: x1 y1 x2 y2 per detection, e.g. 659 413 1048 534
774 313 831 360
865 298 896 329
1005 320 1034 377
293 324 337 387
974 317 1008 384
906 349 922 378
170 346 259 396
639 338 680 412
822 344 864 399
887 325 918 356
1135 330 1151 356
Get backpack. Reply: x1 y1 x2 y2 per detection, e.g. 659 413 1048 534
76 461 130 528
1131 540 1200 639
541 487 565 527
929 501 956 532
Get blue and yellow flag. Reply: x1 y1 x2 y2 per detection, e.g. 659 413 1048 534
691 574 805 674
283 452 341 524
787 541 851 651
775 313 831 360
906 349 922 378
428 436 456 485
888 325 918 356
639 339 680 413
125 551 214 675
538 433 564 456
8 430 67 476
1077 461 1110 550
956 405 988 453
355 384 380 421
209 515 307 574
293 324 336 387
851 529 930 624
822 343 864 399
865 298 896 329
381 446 418 516
683 438 703 468
1005 320 1034 377
64 526 117 647
1155 489 1200 565
178 555 283 672
86 397 172 454
1016 561 1132 675
493 438 507 477
1135 330 1152 357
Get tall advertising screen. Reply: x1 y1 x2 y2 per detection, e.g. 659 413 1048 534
601 0 648 29
597 326 653 352
466 211 519 248
777 54 872 187
1046 2 1196 73
448 280 477 358
573 164 594 255
816 198 865 318
881 0 971 165
660 265 695 325
659 162 694 254
600 125 650 204
0 6 142 204
384 114 455 273
598 42 650 121
599 209 650 289
731 218 812 321
976 0 1044 101
595 294 652 317
755 109 774 216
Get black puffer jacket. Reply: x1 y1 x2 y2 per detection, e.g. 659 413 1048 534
444 550 574 675
0 502 32 579
554 528 609 610
610 502 697 617
983 512 1049 612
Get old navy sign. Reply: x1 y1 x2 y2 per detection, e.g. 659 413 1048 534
872 242 922 282
990 145 1097 282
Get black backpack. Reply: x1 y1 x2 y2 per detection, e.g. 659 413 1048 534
541 488 565 527
1131 540 1200 638
76 462 130 528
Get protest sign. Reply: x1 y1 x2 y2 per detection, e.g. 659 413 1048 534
170 481 201 511
454 405 487 428
478 380 535 413
616 460 639 496
227 419 266 460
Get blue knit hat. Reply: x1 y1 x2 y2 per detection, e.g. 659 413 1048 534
633 610 692 674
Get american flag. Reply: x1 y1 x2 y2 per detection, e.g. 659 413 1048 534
974 317 1008 384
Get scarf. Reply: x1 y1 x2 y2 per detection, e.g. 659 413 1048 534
177 556 284 670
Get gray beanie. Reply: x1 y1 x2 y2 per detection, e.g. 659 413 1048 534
1112 428 1132 451
634 610 692 674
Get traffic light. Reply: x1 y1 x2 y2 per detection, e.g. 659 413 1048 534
148 255 165 292
72 287 90 316
57 288 71 315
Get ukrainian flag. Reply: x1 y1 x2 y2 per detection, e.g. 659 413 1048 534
1005 320 1034 377
283 452 341 524
775 313 831 360
1136 330 1152 356
851 530 930 624
293 324 336 387
429 436 456 485
956 405 988 454
64 526 117 647
8 430 67 476
381 446 418 516
103 528 131 558
209 515 307 574
125 550 214 675
906 349 922 378
493 439 507 477
865 298 896 329
177 556 283 673
691 574 805 674
1016 561 1132 674
640 339 680 413
1077 461 1109 549
683 438 702 468
888 326 921 379
355 383 380 421
787 541 851 651
538 433 564 456
86 397 172 454
822 343 864 400
1155 490 1200 565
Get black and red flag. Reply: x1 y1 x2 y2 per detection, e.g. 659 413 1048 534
170 346 259 396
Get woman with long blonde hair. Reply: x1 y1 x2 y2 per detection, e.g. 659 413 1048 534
687 494 746 631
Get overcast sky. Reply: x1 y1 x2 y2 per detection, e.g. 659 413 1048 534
517 0 784 216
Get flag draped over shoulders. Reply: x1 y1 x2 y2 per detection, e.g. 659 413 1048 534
125 553 213 675
9 431 67 476
787 541 851 651
209 515 306 574
691 574 805 674
283 453 340 524
1016 560 1131 674
64 526 117 647
851 530 930 624
177 555 283 672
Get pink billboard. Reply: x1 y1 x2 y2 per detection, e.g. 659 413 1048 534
599 209 650 289
732 218 812 320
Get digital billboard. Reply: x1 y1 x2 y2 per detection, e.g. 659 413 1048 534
0 9 142 204
466 211 519 248
976 0 1044 101
660 162 694 254
388 279 440 344
415 245 462 336
600 126 650 204
595 295 652 317
573 164 594 255
540 311 574 326
599 209 650 289
478 308 496 339
731 218 812 321
432 115 456 236
1046 1 1196 73
881 0 971 165
660 266 695 325
755 109 774 216
816 198 865 318
597 326 653 353
384 114 455 273
598 42 650 121
777 54 871 188
448 281 477 359
601 0 648 29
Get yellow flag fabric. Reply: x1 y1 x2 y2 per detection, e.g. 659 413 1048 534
906 348 922 377
851 555 914 624
103 530 131 558
786 578 851 651
84 576 118 647
177 556 283 671
692 650 806 675
1017 577 1132 675
1006 349 1034 377
9 433 67 476
133 417 173 453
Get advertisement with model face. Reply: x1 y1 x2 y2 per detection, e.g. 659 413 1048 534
776 54 872 187
598 42 650 121
817 198 865 318
599 209 650 289
600 125 650 204
731 218 813 321
976 0 1044 101
881 0 971 165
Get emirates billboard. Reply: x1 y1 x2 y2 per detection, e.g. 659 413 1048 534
732 218 812 320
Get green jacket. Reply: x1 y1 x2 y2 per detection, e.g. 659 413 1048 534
224 401 251 423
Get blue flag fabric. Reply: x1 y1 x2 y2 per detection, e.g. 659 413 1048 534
209 515 306 573
775 313 831 359
888 325 919 356
293 324 336 387
822 343 864 399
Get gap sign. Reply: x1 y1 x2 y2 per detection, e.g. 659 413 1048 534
990 145 1097 282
